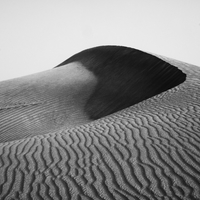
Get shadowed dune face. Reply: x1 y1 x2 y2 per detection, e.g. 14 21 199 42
57 46 186 119
1 46 200 200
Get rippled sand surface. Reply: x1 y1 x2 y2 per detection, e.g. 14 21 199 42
0 46 200 199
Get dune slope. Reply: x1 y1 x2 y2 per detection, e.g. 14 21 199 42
0 47 200 199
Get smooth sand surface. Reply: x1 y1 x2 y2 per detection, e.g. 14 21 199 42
0 62 97 142
0 47 200 199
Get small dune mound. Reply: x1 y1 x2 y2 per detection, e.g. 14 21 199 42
56 46 186 119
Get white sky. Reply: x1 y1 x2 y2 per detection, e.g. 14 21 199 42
0 0 200 81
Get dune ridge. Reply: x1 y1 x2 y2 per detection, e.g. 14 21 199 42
56 46 186 120
0 47 200 199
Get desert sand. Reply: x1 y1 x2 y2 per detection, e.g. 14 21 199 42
0 46 199 200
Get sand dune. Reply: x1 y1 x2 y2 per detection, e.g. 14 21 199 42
0 46 200 199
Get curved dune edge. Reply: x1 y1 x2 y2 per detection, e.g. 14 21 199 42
0 51 200 199
56 46 186 120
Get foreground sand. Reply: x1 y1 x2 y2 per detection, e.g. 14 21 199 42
0 47 200 199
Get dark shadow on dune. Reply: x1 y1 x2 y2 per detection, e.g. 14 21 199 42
56 46 186 120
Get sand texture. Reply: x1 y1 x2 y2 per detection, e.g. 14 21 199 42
0 47 200 199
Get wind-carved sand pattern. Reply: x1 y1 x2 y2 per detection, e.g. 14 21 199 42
0 46 200 199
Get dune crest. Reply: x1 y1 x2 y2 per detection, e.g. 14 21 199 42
57 46 186 119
